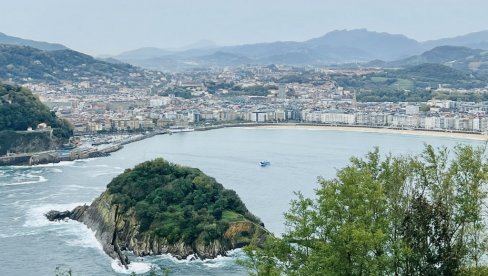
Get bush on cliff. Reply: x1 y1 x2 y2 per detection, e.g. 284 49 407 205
107 158 262 244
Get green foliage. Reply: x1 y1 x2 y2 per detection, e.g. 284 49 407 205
205 81 277 96
205 81 235 94
240 144 488 275
107 158 261 245
433 90 488 102
335 63 488 102
0 83 72 135
160 87 193 99
0 83 72 154
0 44 137 83
0 130 53 155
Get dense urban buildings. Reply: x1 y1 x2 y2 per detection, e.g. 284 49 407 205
19 65 488 139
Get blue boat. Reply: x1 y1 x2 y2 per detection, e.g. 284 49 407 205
259 160 271 167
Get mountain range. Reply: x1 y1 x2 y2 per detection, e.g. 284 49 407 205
384 45 488 72
1 29 488 77
110 29 488 71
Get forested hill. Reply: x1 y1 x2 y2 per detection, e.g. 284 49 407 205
0 44 141 83
0 83 71 135
0 32 67 51
0 83 72 155
46 158 268 264
107 158 265 246
335 63 488 102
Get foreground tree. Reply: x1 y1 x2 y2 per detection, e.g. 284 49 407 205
240 144 488 275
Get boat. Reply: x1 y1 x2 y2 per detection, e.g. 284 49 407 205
259 160 271 167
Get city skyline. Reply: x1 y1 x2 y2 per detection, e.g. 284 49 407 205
1 0 488 56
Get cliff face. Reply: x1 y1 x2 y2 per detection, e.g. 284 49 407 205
0 130 64 156
47 191 267 266
46 158 269 267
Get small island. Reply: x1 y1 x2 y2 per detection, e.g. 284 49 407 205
46 158 268 268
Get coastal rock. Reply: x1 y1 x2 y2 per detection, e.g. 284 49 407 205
45 205 88 221
45 158 268 267
45 210 71 221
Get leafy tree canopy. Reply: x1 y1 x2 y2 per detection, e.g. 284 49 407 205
107 158 262 244
0 83 72 138
241 144 488 275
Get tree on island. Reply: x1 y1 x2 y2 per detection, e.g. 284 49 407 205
240 144 488 275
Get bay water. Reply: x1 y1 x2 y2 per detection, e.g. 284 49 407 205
0 127 484 275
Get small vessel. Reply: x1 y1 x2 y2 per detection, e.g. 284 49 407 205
259 160 271 167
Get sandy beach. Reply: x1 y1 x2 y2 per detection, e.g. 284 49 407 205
252 124 488 141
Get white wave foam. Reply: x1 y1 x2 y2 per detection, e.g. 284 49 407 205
111 260 153 274
8 162 70 169
93 164 111 168
2 174 47 186
62 184 89 191
23 202 88 228
63 223 104 252
14 158 97 169
12 195 56 206
0 230 39 238
90 170 124 178
23 202 105 253
0 187 33 195
156 249 242 267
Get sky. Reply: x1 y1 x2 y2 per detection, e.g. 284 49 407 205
1 0 487 56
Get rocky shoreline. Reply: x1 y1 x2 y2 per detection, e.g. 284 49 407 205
45 192 268 268
0 144 122 166
0 130 158 166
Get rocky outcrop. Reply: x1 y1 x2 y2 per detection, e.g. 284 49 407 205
0 130 62 156
46 192 268 266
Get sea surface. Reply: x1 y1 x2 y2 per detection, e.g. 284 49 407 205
0 127 484 276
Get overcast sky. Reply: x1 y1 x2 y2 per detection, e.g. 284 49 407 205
1 0 487 56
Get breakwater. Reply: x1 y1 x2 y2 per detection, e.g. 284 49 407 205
0 144 123 166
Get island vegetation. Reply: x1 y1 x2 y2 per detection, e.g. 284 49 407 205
240 144 488 275
108 158 264 245
46 158 267 268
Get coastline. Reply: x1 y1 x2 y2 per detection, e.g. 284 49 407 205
0 131 161 167
2 123 486 167
248 124 488 141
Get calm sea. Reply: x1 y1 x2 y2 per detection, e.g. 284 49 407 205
0 127 484 275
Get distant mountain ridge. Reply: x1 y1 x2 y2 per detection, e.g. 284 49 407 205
371 46 488 77
0 32 67 51
3 29 488 72
423 30 488 50
0 44 143 83
305 29 421 60
113 29 488 70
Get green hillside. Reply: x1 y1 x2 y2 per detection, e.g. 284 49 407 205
336 63 487 102
0 44 140 83
107 158 264 244
0 83 72 154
